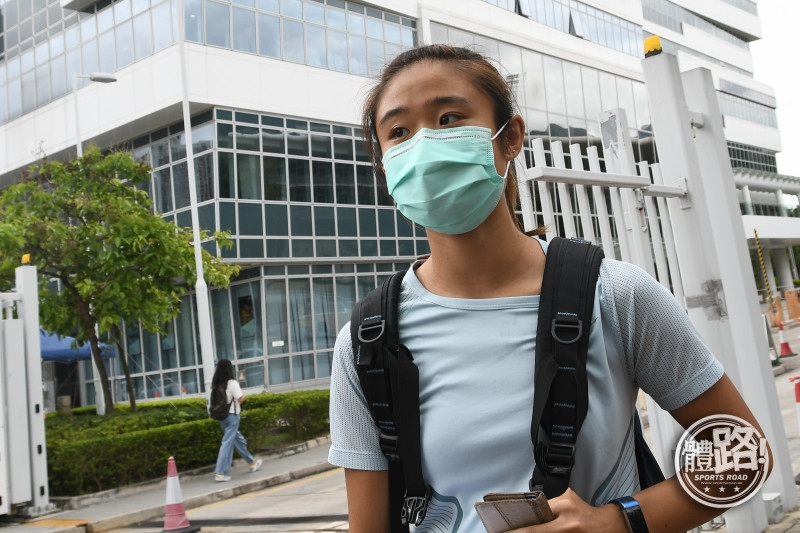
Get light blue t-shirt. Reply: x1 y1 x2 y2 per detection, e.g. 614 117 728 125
328 239 724 532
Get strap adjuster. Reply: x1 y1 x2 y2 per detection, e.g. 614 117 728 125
401 486 431 526
358 315 385 343
551 315 582 344
378 433 400 462
544 442 576 474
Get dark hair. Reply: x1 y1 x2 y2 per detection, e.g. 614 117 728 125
362 44 528 232
211 358 234 390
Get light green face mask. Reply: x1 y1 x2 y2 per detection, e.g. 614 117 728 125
382 124 510 235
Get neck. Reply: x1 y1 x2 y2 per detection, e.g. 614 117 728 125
415 204 545 298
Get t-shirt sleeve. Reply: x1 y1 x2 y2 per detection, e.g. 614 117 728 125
327 322 389 471
600 259 724 412
227 379 243 413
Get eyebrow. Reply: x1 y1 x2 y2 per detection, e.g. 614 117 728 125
377 95 472 128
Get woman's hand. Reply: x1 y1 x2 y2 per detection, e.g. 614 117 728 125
507 489 627 533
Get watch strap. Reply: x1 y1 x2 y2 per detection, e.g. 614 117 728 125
610 496 649 533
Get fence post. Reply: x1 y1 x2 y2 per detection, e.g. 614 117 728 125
643 43 790 531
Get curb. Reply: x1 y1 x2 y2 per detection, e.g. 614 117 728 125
85 461 338 533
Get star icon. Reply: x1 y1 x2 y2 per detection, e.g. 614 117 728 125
734 487 740 492
720 487 726 493
704 487 711 493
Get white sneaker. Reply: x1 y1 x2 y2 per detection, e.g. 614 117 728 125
214 473 231 482
250 459 262 473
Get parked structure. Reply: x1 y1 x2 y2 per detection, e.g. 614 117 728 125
0 0 796 402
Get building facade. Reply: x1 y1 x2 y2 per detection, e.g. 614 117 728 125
0 0 797 404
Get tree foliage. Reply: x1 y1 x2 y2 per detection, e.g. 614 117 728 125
0 147 239 412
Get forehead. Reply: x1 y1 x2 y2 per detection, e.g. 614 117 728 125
375 60 491 118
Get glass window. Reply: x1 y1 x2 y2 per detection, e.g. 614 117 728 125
115 0 132 23
304 0 324 24
313 279 336 350
282 19 304 63
153 168 173 212
186 0 203 42
176 296 196 367
198 203 215 232
172 162 190 210
312 161 334 203
133 12 154 60
264 279 289 354
262 128 285 154
193 122 214 153
356 165 375 205
143 330 160 371
258 13 280 57
348 34 367 75
236 125 260 151
34 64 49 107
206 1 231 48
98 31 116 73
232 282 262 359
265 203 288 235
51 55 67 99
347 11 365 34
171 132 187 161
217 122 233 149
263 156 287 200
335 163 355 204
287 131 308 156
335 276 356 331
218 152 235 198
239 203 263 235
81 39 99 81
337 207 356 236
328 29 347 71
290 204 312 235
359 208 376 237
268 357 290 384
259 0 279 12
152 2 172 51
233 7 256 53
288 278 311 352
305 23 327 67
314 206 335 236
310 134 331 158
282 0 302 18
292 354 315 380
288 159 311 202
378 208 395 236
116 20 134 68
237 153 262 199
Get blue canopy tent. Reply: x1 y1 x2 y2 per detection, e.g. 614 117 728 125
40 331 116 362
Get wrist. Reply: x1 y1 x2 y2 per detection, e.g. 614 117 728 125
610 496 649 533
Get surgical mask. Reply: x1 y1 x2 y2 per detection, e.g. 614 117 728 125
382 123 511 235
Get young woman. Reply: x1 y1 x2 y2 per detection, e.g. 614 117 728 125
210 358 262 482
327 44 770 532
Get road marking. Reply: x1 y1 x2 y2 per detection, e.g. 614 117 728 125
22 519 89 526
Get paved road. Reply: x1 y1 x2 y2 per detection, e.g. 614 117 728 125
113 468 348 532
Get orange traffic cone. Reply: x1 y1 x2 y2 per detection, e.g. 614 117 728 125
161 457 200 532
779 323 797 358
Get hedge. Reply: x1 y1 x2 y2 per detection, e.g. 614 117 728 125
46 389 330 496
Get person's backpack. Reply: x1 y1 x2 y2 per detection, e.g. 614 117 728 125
208 387 233 421
349 237 665 532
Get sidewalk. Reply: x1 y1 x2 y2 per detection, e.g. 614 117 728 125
0 436 336 533
5 319 800 533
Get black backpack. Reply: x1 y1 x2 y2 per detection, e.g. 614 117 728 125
208 387 233 421
349 237 665 532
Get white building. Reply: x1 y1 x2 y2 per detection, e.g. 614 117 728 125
0 0 796 403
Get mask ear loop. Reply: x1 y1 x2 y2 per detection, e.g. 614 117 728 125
491 120 510 141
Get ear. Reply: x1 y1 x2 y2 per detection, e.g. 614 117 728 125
505 114 525 158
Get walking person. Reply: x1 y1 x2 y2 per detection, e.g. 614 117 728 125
210 358 262 482
328 44 772 532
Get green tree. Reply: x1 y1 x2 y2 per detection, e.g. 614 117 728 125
0 147 239 413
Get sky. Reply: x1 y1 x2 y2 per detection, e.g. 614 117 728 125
749 0 800 177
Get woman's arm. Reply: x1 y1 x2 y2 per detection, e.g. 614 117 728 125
513 374 771 532
345 468 391 533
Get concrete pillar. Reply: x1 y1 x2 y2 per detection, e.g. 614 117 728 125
741 185 754 215
775 248 794 294
776 189 788 218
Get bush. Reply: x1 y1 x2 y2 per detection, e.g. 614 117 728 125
46 389 330 496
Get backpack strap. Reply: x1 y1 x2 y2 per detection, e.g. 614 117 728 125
350 271 430 532
530 237 604 498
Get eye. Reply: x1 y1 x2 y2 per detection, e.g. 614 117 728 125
389 126 409 139
439 113 460 126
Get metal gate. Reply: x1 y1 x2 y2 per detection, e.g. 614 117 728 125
517 46 795 532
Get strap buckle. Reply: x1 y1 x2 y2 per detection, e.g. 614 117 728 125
378 433 401 462
358 315 385 343
551 314 582 344
401 486 431 526
543 442 576 475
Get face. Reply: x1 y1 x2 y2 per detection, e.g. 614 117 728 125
374 60 512 177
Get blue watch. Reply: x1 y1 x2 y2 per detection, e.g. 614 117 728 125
610 496 649 533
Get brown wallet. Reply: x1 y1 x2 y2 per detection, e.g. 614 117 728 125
474 491 555 533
